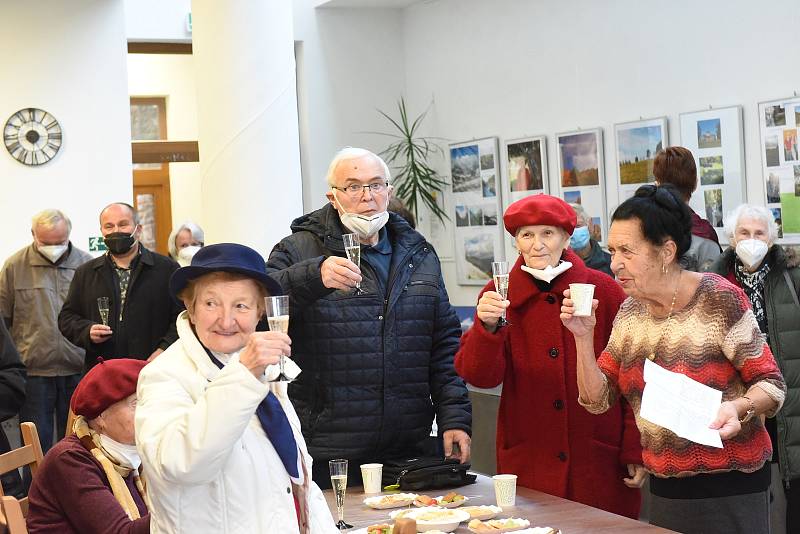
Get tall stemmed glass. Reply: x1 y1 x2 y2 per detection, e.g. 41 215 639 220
492 261 510 327
329 459 353 530
342 233 364 295
265 295 292 382
97 297 110 326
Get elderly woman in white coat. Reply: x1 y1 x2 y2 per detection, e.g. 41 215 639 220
135 243 338 534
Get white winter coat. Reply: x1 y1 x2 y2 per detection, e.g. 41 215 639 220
135 312 338 534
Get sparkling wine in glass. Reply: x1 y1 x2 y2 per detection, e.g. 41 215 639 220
329 459 352 530
97 297 110 326
342 233 364 295
492 261 510 327
265 295 292 382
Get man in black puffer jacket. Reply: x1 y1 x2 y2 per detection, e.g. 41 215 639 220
267 147 472 488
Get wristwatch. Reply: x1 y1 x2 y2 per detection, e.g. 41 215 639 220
739 396 756 423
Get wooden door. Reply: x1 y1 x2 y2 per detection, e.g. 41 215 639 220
130 97 172 256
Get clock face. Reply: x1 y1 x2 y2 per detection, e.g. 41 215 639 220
3 108 62 166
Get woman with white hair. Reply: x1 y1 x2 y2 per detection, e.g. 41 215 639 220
167 221 204 267
708 203 800 533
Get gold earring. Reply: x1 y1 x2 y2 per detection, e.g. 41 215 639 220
661 262 668 275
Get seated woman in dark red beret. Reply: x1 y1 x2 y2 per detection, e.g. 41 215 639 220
454 194 644 519
26 358 149 534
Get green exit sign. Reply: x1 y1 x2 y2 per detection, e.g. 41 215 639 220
88 236 107 252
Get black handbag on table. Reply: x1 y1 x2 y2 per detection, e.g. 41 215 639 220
381 456 477 491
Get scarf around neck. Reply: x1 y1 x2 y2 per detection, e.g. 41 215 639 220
74 416 145 520
734 257 770 338
204 348 302 483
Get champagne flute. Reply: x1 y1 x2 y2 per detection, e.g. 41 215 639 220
265 295 292 382
342 233 364 295
492 261 510 326
97 297 110 326
329 459 352 530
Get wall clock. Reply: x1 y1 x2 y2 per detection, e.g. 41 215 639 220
3 108 62 166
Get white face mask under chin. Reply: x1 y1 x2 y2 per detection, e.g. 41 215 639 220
333 190 389 239
735 239 769 270
521 261 573 283
99 433 141 470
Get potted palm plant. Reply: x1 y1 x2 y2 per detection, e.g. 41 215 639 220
376 98 449 224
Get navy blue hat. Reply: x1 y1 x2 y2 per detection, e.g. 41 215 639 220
169 243 283 301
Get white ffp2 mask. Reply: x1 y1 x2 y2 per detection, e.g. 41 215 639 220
735 239 769 270
38 244 68 263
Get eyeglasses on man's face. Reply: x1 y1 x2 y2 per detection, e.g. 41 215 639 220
332 182 389 198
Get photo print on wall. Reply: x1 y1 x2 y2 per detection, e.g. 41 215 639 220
556 128 607 246
501 135 549 260
680 105 746 245
759 96 800 242
450 137 504 285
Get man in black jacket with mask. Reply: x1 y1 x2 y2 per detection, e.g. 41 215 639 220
59 203 181 370
267 147 472 488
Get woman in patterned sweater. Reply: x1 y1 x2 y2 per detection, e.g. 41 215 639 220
561 184 786 534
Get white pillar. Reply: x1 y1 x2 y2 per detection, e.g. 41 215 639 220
191 0 302 256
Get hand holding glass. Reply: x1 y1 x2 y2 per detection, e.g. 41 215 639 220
265 295 292 382
97 297 110 326
329 459 353 530
342 233 364 295
492 261 510 326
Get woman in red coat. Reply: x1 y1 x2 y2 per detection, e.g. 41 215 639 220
455 194 643 519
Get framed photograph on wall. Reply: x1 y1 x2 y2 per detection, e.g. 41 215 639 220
758 95 800 244
501 135 548 259
556 128 607 244
450 137 504 285
614 117 668 199
679 105 745 244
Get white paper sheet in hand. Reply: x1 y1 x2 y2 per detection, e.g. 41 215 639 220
639 358 723 448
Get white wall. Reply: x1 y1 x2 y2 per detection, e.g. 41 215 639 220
0 0 132 264
127 53 202 228
125 0 192 42
401 0 800 305
292 1 407 214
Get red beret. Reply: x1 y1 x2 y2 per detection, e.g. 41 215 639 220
503 194 577 236
71 358 147 420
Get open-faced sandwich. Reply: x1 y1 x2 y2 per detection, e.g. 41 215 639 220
460 505 502 520
467 517 531 533
365 517 418 534
437 492 467 507
413 495 439 507
364 493 419 509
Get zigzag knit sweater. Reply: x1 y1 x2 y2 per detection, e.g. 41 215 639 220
584 273 786 478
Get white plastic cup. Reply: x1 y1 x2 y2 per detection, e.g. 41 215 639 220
493 474 517 507
360 463 383 494
569 283 596 317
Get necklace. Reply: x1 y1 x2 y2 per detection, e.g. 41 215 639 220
647 270 681 361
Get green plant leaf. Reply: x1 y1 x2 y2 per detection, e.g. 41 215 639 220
376 97 450 224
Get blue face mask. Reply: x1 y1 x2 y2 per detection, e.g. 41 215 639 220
570 226 590 250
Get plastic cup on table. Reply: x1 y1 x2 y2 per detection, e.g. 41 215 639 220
360 463 383 494
493 473 517 507
569 283 596 317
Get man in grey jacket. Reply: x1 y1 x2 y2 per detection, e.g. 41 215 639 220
0 209 91 450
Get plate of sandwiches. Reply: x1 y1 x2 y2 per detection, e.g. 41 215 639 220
412 508 471 532
364 493 419 509
460 505 503 521
467 518 537 533
413 492 468 508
